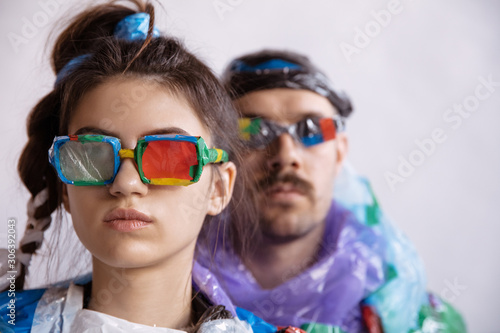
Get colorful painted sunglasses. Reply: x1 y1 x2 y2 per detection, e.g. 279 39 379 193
48 134 228 186
239 116 345 149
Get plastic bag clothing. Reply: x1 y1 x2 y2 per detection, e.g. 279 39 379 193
0 262 256 332
196 163 467 333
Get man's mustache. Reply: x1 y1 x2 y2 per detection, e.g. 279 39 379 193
257 172 314 199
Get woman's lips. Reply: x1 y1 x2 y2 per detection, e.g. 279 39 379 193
103 208 153 232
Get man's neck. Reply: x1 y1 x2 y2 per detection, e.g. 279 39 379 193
244 221 326 289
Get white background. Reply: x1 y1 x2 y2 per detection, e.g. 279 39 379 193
1 0 499 332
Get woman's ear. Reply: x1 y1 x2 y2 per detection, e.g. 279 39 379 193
207 162 237 216
62 184 71 213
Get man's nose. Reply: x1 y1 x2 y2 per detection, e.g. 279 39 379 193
266 133 302 172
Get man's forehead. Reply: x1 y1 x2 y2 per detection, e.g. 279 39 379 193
235 88 337 123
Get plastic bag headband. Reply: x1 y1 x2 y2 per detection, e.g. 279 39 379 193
224 51 353 118
54 12 160 86
48 134 228 186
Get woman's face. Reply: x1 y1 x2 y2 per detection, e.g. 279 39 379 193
63 77 235 269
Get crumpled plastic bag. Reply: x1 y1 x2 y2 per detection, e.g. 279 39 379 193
335 162 428 333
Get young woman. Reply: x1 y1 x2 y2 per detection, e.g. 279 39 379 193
0 1 303 332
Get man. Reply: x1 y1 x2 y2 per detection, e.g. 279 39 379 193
198 50 466 333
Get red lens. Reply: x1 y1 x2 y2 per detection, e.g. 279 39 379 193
320 118 336 141
141 140 198 180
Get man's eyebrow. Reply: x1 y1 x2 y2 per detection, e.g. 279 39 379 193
301 111 327 119
242 111 328 120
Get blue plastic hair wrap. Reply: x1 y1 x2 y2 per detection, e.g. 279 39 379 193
54 12 159 86
113 12 160 41
53 54 92 86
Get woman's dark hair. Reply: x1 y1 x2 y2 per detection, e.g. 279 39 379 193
15 0 255 302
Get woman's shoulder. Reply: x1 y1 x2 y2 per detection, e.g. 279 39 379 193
0 281 85 333
0 288 48 333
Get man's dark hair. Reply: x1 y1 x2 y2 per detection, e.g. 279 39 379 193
222 49 353 117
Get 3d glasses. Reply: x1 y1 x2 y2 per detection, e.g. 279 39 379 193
48 134 228 186
239 116 345 149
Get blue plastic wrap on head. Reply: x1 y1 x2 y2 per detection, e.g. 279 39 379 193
334 162 428 333
223 50 354 117
114 12 160 41
231 59 302 73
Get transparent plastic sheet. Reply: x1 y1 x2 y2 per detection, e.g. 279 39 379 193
334 162 428 333
60 141 114 182
198 318 253 333
29 274 91 332
3 266 248 332
192 261 237 316
31 286 70 332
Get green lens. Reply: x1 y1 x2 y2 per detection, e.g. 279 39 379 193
59 141 115 183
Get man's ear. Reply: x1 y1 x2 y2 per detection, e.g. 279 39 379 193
207 162 237 216
334 133 349 178
62 184 71 213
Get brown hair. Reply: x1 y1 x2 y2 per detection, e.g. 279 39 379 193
15 0 254 300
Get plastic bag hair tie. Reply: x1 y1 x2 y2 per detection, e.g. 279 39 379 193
114 12 160 41
54 54 91 87
0 188 51 290
54 12 160 86
21 187 52 252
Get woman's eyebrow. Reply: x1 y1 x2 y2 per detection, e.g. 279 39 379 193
73 127 117 136
72 127 192 137
141 127 191 137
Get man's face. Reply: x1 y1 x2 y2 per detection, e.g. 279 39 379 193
235 88 348 242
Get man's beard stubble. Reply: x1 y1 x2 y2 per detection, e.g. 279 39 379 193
254 170 318 243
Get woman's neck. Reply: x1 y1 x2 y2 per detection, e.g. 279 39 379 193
88 256 194 329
